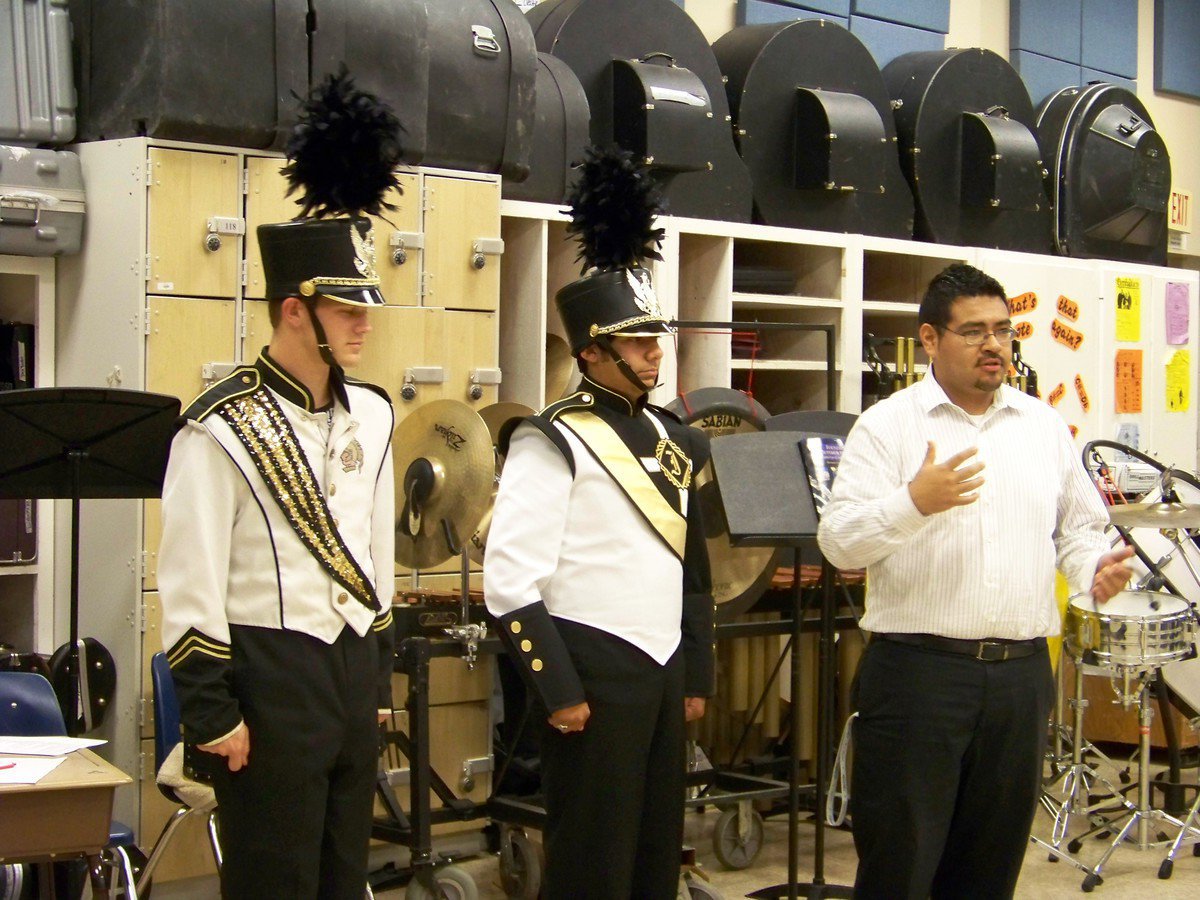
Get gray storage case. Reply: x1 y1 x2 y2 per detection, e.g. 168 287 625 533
0 0 76 145
0 145 85 255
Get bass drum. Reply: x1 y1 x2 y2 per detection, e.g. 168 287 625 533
665 388 778 622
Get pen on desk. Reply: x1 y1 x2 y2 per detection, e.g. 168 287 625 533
0 762 16 770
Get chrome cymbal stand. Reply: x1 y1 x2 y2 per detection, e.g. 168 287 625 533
1032 662 1128 876
1158 714 1200 880
1071 671 1200 891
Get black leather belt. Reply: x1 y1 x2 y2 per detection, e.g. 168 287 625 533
876 632 1045 662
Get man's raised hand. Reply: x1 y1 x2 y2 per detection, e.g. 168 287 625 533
908 442 985 516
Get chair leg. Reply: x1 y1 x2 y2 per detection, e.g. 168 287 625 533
136 806 193 895
207 812 224 871
109 845 138 900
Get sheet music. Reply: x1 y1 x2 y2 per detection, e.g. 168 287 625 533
0 736 106 756
0 755 66 784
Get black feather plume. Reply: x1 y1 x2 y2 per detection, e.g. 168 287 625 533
283 68 405 218
564 146 665 274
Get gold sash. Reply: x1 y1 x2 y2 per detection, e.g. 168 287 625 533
557 410 687 560
219 389 380 612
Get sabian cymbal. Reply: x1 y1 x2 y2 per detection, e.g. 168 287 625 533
469 402 535 564
666 388 778 622
1108 502 1200 530
393 400 494 569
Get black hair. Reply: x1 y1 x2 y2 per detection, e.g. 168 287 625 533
919 264 1007 329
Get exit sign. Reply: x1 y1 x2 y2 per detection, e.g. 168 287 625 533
1170 189 1192 233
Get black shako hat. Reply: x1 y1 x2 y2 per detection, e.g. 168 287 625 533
555 146 674 356
258 216 384 307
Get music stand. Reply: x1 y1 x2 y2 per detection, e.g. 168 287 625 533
0 388 181 735
710 431 853 900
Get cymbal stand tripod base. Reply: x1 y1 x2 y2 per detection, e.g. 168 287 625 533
1158 715 1200 880
1032 663 1128 878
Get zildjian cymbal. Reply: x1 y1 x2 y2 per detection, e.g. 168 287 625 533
468 402 535 564
545 333 576 401
394 400 494 569
1108 502 1200 530
666 388 779 622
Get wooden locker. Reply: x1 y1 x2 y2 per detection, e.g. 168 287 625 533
390 655 492 708
423 309 500 408
351 305 436 423
422 175 501 311
146 148 242 299
139 738 220 884
243 157 299 300
242 297 273 361
143 296 239 589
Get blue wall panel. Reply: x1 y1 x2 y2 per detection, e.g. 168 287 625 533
1155 0 1200 99
738 0 849 27
1081 67 1137 93
851 0 948 34
1012 0 1082 64
1013 50 1083 106
849 15 942 70
1081 0 1137 78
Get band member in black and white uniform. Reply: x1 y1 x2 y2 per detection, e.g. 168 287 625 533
485 148 715 899
158 74 403 899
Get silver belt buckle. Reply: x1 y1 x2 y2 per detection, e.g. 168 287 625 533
976 641 1008 661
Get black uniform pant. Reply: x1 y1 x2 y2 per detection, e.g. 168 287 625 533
540 620 685 900
850 638 1054 900
210 624 380 900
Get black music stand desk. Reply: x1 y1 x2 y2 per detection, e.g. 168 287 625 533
710 430 853 900
0 388 180 735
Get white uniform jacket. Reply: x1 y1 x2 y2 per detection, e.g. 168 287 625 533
159 351 396 744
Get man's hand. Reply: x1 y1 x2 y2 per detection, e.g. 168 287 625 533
548 701 591 734
198 723 250 772
684 697 706 722
908 442 985 516
1091 544 1135 604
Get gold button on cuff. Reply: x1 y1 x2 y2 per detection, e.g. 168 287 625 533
337 592 348 605
510 621 522 635
520 639 532 652
531 659 543 672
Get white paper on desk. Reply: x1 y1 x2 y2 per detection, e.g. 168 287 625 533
0 755 66 784
0 736 106 756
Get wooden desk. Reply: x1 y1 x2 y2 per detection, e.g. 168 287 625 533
0 748 131 862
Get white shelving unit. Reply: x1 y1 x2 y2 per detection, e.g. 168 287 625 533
0 255 56 654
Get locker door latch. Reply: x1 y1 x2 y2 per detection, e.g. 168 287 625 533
401 366 446 401
202 362 239 384
467 367 502 401
389 231 425 266
205 216 246 252
471 237 505 270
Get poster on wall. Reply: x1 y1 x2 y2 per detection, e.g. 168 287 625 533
1115 349 1143 413
1166 350 1190 412
1166 282 1191 345
1115 276 1142 342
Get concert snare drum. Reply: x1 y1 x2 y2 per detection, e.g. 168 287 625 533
1063 590 1195 670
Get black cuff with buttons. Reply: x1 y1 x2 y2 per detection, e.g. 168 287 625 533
496 601 586 713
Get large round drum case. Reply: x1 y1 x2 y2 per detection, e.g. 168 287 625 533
1036 83 1171 265
526 0 753 223
882 48 1052 253
712 19 913 238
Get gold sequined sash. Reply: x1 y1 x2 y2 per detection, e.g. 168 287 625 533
219 389 380 612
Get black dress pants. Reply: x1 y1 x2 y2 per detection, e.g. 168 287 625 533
850 638 1054 900
209 624 380 900
539 620 685 900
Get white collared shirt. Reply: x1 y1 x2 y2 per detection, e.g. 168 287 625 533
817 372 1108 640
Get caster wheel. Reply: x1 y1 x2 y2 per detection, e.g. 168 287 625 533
499 830 542 900
1193 843 1200 857
1048 853 1059 862
1081 873 1100 892
1067 839 1083 854
405 865 478 900
1119 770 1131 784
1158 859 1173 880
712 807 764 870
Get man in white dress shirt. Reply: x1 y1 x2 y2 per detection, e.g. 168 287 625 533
818 264 1133 899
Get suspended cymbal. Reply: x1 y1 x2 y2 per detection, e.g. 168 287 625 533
666 388 778 622
545 333 576 401
394 400 494 569
469 402 535 564
1108 502 1200 530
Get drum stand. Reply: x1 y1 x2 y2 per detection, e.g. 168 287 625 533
1159 713 1200 879
1033 662 1128 877
1062 670 1200 891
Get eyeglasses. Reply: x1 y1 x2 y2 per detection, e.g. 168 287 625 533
940 325 1018 346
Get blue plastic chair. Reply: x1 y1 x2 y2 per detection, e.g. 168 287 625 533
137 652 222 894
0 670 139 896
